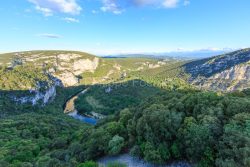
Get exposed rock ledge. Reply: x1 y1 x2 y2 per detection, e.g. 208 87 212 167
53 57 99 86
192 63 250 91
12 76 62 106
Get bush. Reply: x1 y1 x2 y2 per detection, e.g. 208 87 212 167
142 142 163 164
129 145 141 157
107 161 127 167
108 135 125 155
77 161 98 167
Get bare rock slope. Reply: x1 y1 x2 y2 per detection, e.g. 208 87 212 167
184 48 250 91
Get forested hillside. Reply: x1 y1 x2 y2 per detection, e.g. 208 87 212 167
0 50 250 167
75 80 162 115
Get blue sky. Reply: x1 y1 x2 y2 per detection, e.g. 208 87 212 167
0 0 250 55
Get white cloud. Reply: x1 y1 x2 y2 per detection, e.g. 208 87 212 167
162 0 179 8
101 0 123 14
28 0 82 16
35 6 53 16
100 0 189 14
37 33 62 38
63 17 79 23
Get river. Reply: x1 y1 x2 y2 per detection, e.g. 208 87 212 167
63 88 97 125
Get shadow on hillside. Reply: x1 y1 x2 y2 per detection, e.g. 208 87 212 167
0 85 85 117
0 79 166 118
3 78 249 121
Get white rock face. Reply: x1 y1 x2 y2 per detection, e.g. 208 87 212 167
137 67 144 71
52 56 99 86
42 86 56 104
57 54 82 61
12 76 62 106
193 63 250 91
73 57 99 75
14 84 57 106
52 57 99 86
32 85 57 105
212 65 250 81
113 64 121 70
148 64 160 69
158 61 166 65
55 72 79 86
5 52 103 106
11 52 100 87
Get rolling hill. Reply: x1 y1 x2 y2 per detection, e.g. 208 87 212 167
1 48 250 107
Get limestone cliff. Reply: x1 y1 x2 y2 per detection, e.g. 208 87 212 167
12 76 62 105
192 63 250 91
185 48 250 92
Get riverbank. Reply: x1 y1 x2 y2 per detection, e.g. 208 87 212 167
63 88 98 125
68 110 97 125
64 88 89 114
98 154 192 167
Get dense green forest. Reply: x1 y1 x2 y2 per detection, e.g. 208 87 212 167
127 89 250 166
1 79 250 166
0 86 89 166
75 80 162 115
75 86 250 167
0 50 250 167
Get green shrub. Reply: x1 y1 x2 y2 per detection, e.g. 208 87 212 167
107 161 127 167
108 135 125 155
77 161 98 167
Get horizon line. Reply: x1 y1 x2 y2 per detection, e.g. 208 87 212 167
0 47 244 56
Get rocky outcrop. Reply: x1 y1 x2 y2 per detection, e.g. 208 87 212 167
12 76 62 106
73 57 99 75
57 53 82 61
185 48 250 78
12 53 101 105
55 71 79 86
191 62 250 92
184 48 250 92
52 56 99 86
8 52 100 87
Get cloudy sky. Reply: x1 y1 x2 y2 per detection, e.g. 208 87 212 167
0 0 250 55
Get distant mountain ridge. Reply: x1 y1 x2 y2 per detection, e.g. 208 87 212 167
104 49 235 60
184 48 250 91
